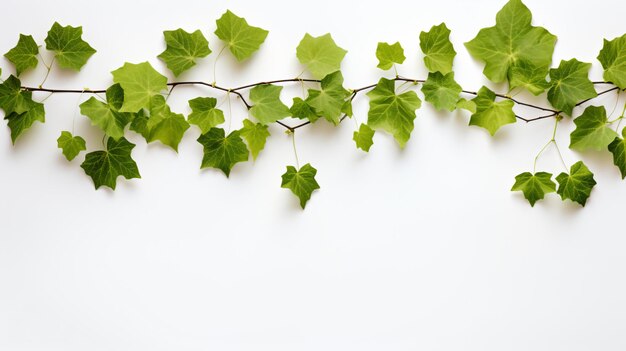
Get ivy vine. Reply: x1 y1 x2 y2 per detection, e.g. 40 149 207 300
1 0 625 208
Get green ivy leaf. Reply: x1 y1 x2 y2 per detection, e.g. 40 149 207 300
556 161 596 206
296 33 347 79
240 119 270 160
569 105 618 151
44 22 96 71
4 34 39 76
57 131 86 161
456 98 477 113
79 84 133 140
150 96 190 151
0 75 33 115
290 97 319 122
608 128 626 179
281 163 320 209
469 86 516 135
214 10 268 61
419 23 456 74
376 42 405 70
547 59 597 116
305 71 350 124
510 172 556 206
187 97 225 134
508 60 550 95
5 100 45 144
111 62 168 113
353 123 375 152
597 34 626 89
366 77 421 148
80 137 141 190
158 29 211 76
197 128 249 177
249 84 291 124
421 71 462 111
464 0 556 92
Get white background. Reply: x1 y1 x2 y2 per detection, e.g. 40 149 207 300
1 0 625 350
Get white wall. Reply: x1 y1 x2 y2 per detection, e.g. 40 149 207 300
1 0 625 350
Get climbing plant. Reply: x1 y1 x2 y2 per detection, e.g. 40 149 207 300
1 0 625 208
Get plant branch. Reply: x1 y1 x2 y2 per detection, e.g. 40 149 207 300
20 78 621 131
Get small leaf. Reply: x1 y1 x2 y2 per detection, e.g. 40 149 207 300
366 77 421 148
608 128 626 178
511 172 556 206
44 22 96 70
57 131 86 161
4 34 39 76
419 23 456 74
296 33 347 79
80 137 141 190
158 29 211 76
111 62 168 113
79 84 133 140
469 86 516 136
249 84 291 124
187 97 225 134
597 33 626 89
556 161 596 206
240 119 270 160
305 71 350 124
214 10 268 61
197 128 249 177
376 42 405 70
290 97 319 122
456 98 477 113
138 95 189 151
281 163 320 209
0 75 34 115
353 123 375 152
547 59 597 116
421 71 462 111
5 100 45 144
569 105 618 151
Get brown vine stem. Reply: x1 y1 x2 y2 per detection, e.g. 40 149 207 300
20 78 620 132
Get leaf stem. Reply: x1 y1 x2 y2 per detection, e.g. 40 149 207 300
291 131 300 169
38 57 55 88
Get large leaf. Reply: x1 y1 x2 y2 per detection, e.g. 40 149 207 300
419 23 456 74
547 59 597 116
158 29 211 76
296 33 347 79
464 0 556 93
44 22 96 70
214 10 268 61
80 137 141 190
4 34 39 76
111 62 168 113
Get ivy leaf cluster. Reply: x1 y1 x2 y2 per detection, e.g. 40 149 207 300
2 2 626 209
